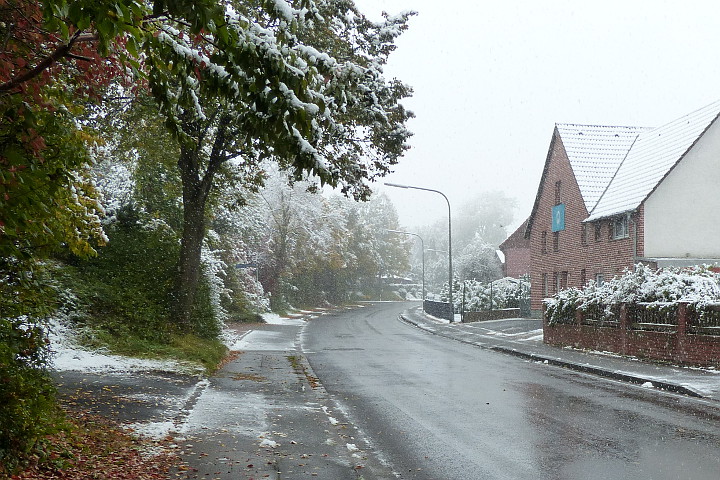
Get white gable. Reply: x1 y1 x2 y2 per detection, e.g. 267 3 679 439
556 124 647 212
587 100 720 221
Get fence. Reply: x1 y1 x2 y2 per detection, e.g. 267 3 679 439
544 302 720 367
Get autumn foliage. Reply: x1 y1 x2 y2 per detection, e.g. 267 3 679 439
0 0 123 471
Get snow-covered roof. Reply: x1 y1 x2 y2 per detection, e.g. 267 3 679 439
587 100 720 221
556 124 648 212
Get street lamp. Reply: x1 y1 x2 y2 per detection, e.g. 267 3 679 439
387 229 425 301
385 182 453 321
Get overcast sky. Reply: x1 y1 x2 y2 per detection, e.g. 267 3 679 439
355 0 720 235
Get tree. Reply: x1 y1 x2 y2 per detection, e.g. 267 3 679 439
143 1 414 323
416 191 516 294
236 172 409 307
0 2 126 466
3 0 414 327
455 234 503 283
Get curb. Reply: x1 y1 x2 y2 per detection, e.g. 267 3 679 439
398 313 705 399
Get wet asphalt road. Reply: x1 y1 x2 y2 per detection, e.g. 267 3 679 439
303 302 720 480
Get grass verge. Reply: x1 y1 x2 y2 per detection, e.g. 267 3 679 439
78 328 228 374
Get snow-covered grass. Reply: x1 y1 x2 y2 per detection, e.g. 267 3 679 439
49 319 204 375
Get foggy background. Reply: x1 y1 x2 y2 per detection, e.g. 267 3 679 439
356 0 720 233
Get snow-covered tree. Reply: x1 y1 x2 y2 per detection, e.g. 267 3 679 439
144 1 415 325
417 191 516 295
2 0 415 326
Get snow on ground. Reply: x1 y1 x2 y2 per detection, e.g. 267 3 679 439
262 312 306 326
613 369 720 398
48 311 305 373
229 330 296 351
424 313 450 324
49 305 328 373
126 386 271 440
48 319 202 375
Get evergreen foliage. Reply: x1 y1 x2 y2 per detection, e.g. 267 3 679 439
58 205 179 344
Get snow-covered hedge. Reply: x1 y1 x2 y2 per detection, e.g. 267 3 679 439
544 264 720 325
441 277 530 312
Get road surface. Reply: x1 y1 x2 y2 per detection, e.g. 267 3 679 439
303 302 720 479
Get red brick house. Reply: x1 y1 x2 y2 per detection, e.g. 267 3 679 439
498 218 530 279
526 101 720 314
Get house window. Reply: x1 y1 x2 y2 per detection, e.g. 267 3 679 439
553 231 559 252
543 273 549 296
595 273 604 286
554 180 562 205
581 224 588 245
594 222 602 242
552 272 558 294
580 268 587 286
541 231 547 254
612 215 629 239
559 271 568 290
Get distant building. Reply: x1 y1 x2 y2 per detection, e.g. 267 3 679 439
498 218 530 279
525 100 720 312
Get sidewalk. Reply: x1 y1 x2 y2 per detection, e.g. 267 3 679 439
399 305 720 402
173 320 397 480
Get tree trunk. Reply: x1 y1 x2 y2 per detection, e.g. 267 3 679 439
174 115 229 328
175 188 207 327
174 146 213 327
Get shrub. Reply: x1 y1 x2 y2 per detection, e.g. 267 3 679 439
544 264 720 324
58 208 179 346
0 317 63 474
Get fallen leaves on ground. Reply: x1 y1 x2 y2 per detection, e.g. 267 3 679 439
4 410 183 480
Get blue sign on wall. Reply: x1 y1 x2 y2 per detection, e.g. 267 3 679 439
552 204 565 232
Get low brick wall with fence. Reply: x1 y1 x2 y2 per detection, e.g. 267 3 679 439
543 302 720 367
463 308 521 323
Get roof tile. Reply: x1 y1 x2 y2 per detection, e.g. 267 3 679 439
587 100 720 221
556 124 647 211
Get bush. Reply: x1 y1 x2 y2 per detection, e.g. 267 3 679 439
0 318 64 474
0 257 65 473
58 209 179 346
544 264 720 325
442 277 530 312
53 206 231 370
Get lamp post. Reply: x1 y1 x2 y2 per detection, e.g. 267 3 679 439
387 229 425 300
385 182 453 321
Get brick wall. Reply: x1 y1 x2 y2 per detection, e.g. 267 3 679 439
543 304 720 367
463 308 521 323
503 246 530 278
529 132 641 311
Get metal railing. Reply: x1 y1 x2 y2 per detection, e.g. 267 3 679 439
627 302 678 332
